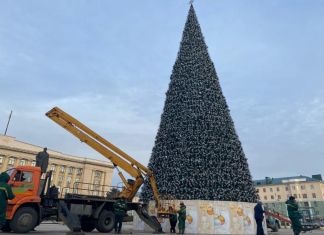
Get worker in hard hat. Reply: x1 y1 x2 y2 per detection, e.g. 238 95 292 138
113 196 127 234
286 196 302 235
0 172 15 230
177 202 186 234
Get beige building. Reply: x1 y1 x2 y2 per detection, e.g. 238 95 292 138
254 175 324 218
0 135 114 197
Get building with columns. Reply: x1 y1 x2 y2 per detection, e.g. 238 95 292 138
0 134 114 196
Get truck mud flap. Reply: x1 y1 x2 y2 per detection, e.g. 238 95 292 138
58 201 82 232
136 205 163 233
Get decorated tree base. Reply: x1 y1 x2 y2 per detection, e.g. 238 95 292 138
133 200 267 235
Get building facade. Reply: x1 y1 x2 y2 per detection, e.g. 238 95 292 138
0 135 114 196
254 175 324 218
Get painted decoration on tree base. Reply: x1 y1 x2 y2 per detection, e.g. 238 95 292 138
133 200 267 235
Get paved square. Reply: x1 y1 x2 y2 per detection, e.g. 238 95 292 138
1 223 323 235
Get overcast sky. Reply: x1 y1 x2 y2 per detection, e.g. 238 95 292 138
1 0 324 185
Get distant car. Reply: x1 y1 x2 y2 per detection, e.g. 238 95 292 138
301 222 320 231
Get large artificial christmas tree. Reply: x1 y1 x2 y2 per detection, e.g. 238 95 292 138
141 5 257 202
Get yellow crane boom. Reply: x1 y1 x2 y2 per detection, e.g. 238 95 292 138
46 107 161 209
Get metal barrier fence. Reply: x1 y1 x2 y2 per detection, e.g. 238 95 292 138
59 181 122 198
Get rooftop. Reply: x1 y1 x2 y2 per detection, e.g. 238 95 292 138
254 174 322 186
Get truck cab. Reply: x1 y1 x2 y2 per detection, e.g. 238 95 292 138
4 166 48 233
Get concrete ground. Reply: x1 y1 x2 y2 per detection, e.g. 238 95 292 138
1 223 323 235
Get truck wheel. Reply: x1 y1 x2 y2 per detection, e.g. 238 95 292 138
10 207 38 233
96 210 115 233
80 216 96 232
1 221 12 232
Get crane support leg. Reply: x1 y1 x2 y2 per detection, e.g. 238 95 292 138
135 204 163 233
58 201 82 232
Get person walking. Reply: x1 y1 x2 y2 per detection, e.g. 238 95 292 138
286 196 302 235
254 200 265 235
36 147 49 174
113 196 127 234
177 202 186 234
169 206 177 233
0 172 15 230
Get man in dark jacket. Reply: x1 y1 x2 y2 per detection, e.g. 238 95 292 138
0 172 15 230
169 206 177 233
254 200 265 235
113 197 127 233
286 196 302 235
36 147 49 173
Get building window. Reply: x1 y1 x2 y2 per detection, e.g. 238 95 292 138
285 186 289 191
60 166 65 173
64 188 69 194
313 201 318 207
293 194 297 198
271 195 274 200
0 156 4 164
278 195 281 200
67 167 74 174
8 158 15 165
31 161 36 166
76 168 82 175
263 188 266 193
58 175 64 186
304 202 309 207
270 188 273 192
264 196 267 200
312 193 316 199
50 164 56 172
301 185 305 190
95 171 102 178
94 179 100 185
302 194 307 199
66 176 72 187
19 159 26 166
276 187 280 192
310 185 315 190
292 186 296 190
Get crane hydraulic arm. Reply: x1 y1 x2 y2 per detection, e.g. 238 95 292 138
46 107 161 208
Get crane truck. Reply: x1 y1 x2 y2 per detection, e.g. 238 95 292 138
2 107 166 233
